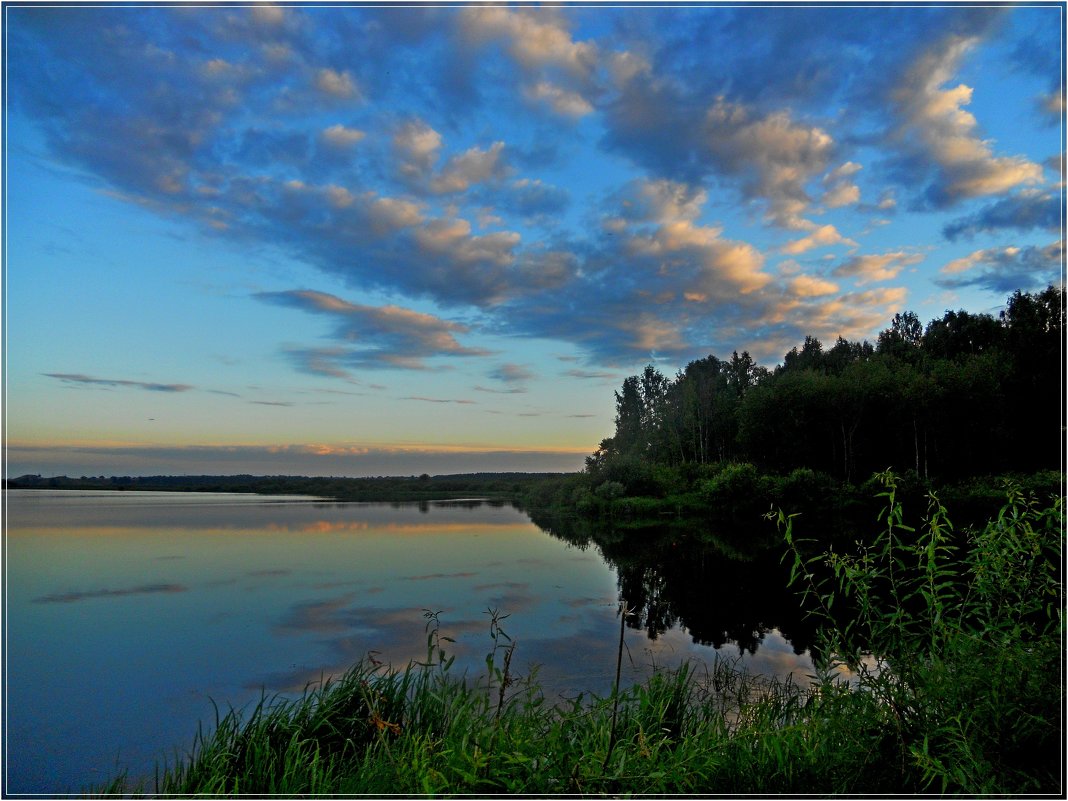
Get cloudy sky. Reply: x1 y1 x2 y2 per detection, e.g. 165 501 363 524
4 3 1063 477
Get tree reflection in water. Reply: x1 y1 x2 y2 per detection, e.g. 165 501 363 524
527 508 821 659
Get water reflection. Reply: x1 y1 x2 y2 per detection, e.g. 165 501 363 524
5 490 821 795
32 583 188 604
527 508 819 658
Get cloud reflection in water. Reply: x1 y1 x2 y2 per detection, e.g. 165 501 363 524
32 583 188 604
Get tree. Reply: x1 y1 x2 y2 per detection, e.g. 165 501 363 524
781 336 824 373
639 365 672 461
877 310 923 357
727 350 762 396
613 376 643 455
922 309 1003 360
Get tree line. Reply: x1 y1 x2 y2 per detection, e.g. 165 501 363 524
588 285 1063 487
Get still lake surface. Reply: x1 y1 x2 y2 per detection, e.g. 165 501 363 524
6 489 819 794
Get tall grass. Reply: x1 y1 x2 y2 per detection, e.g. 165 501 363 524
97 476 1062 796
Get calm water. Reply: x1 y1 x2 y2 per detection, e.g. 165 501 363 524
5 490 819 794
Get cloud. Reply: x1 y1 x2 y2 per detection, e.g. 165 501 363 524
239 179 526 306
787 275 839 298
235 128 311 168
1038 90 1064 122
320 123 365 149
256 290 491 370
429 141 509 194
1008 27 1063 124
250 5 287 27
392 123 510 195
393 119 443 181
460 6 598 84
936 241 1063 292
821 162 862 209
481 180 789 365
281 347 362 381
401 396 477 405
832 251 925 284
314 67 360 99
602 84 837 229
43 373 194 392
564 369 618 380
782 224 857 255
942 190 1060 240
887 32 1043 207
8 6 1058 377
606 179 773 298
489 363 536 384
525 81 594 117
501 179 570 219
703 98 837 229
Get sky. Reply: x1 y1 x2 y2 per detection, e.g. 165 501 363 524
3 2 1064 478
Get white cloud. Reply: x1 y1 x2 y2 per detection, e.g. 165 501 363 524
321 124 365 148
315 68 360 99
889 34 1043 204
460 6 598 82
393 120 443 180
702 97 836 229
250 5 286 26
788 274 839 297
612 179 772 296
525 81 594 118
430 141 508 193
821 162 862 208
782 224 857 255
834 251 925 284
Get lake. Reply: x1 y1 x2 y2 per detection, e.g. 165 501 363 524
5 489 821 794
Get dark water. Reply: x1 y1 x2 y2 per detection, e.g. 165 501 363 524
5 490 827 795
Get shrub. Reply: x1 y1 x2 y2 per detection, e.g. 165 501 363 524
699 462 774 520
594 480 625 501
778 471 1063 794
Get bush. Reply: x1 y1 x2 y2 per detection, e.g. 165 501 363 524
779 471 1063 793
771 467 842 517
594 480 625 501
699 462 774 521
651 464 687 496
594 455 659 496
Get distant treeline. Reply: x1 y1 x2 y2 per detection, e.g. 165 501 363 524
3 472 563 501
587 285 1062 489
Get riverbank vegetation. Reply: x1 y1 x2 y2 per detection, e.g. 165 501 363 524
3 471 558 502
98 478 1062 796
520 285 1064 536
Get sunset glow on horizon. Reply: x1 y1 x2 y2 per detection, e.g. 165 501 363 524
4 3 1063 477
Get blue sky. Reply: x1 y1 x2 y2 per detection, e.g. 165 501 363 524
4 3 1064 477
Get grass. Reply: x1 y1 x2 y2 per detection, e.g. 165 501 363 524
97 476 1063 796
